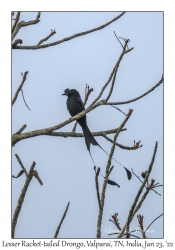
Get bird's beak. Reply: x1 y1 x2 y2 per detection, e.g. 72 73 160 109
62 88 69 96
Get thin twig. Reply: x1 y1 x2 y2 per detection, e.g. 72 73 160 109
131 180 155 222
110 213 121 231
145 213 163 232
37 29 56 46
105 39 132 103
12 161 36 238
95 167 102 210
12 71 28 106
21 89 31 110
14 124 27 135
12 12 40 41
119 36 129 49
114 31 124 48
106 75 163 106
32 170 43 185
103 135 142 150
111 105 127 116
15 154 28 176
12 48 162 146
117 142 158 238
131 169 161 196
54 202 70 238
137 215 147 238
12 39 23 48
13 12 125 49
12 12 20 33
97 109 133 238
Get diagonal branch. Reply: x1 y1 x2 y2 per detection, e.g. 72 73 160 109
37 29 56 46
103 134 142 150
10 91 122 146
89 44 133 110
54 202 70 238
94 167 102 210
97 109 133 238
21 89 30 110
106 75 163 106
132 168 161 196
12 12 20 33
14 124 27 135
105 40 133 103
12 161 36 238
12 71 28 106
12 45 162 147
145 213 163 232
137 215 147 238
13 12 125 49
15 154 28 176
12 12 40 41
117 141 158 238
12 74 162 146
130 179 155 222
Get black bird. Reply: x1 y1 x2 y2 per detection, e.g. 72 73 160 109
62 88 132 180
62 88 97 151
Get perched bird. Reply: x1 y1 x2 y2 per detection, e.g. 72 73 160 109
62 88 131 180
62 88 97 151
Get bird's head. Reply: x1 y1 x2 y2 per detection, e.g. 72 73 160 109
62 88 80 97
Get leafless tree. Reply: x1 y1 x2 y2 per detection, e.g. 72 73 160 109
12 12 163 238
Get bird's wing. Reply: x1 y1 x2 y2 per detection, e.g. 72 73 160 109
77 96 85 110
67 96 85 117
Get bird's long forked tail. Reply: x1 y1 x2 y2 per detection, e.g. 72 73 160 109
82 125 132 180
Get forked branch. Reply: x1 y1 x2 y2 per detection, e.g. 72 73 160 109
12 12 125 50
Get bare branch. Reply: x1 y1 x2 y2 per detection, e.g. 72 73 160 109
32 170 43 185
110 213 122 231
89 43 133 109
12 12 40 41
21 89 31 110
12 71 29 106
50 128 126 138
94 167 102 210
12 170 24 179
12 70 161 145
13 12 125 49
131 179 155 221
111 105 127 116
117 141 158 238
97 109 133 238
37 29 56 46
12 39 23 48
12 161 36 238
12 12 20 33
137 214 147 238
114 32 124 49
132 168 161 196
54 202 70 238
12 117 126 147
106 75 163 106
105 39 133 103
14 124 27 135
145 213 163 232
103 135 142 150
15 154 28 176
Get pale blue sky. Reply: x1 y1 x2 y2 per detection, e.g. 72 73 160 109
12 12 163 238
